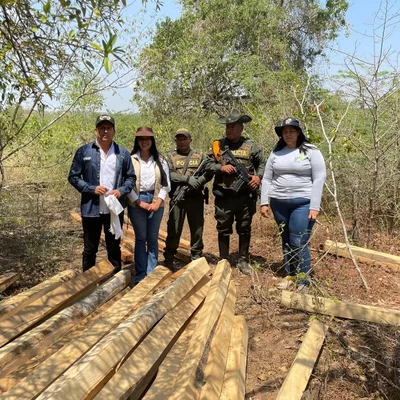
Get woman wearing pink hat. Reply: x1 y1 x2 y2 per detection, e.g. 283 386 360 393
127 127 170 284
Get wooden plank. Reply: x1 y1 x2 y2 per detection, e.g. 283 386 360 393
0 261 114 348
276 320 326 400
37 258 210 400
199 281 236 400
220 315 249 400
0 273 20 293
0 270 130 379
95 284 210 400
169 259 231 400
2 266 172 400
281 290 400 325
0 270 78 323
323 239 400 271
143 315 199 400
158 229 191 251
0 288 129 395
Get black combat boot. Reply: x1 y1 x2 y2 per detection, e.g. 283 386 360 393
218 234 230 260
237 234 252 275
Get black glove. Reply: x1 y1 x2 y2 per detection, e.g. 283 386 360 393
187 176 202 191
196 175 207 188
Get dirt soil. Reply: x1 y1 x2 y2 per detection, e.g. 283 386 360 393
1 196 400 399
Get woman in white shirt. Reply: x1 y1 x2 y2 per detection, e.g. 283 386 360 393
127 127 171 283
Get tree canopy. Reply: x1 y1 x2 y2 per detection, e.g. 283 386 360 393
134 0 348 119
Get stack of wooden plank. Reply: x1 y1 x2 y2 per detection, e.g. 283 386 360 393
70 211 191 264
278 288 400 399
0 257 248 399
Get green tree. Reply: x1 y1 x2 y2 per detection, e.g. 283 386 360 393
0 0 162 185
134 0 348 121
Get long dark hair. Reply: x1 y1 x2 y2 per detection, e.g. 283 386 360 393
273 127 314 154
131 126 168 187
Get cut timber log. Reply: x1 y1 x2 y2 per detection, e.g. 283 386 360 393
282 290 400 325
323 239 400 271
169 259 231 400
37 257 210 400
0 273 20 293
158 229 191 251
0 261 114 348
3 266 171 400
199 281 236 400
220 315 249 400
0 289 129 396
95 284 210 400
143 315 199 400
0 270 77 323
276 320 326 400
0 270 130 379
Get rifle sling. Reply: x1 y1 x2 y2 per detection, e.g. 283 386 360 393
182 150 194 176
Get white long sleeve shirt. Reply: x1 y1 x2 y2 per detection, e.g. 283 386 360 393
98 142 116 214
127 153 171 202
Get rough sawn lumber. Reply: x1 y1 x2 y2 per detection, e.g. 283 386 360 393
36 257 210 400
282 290 400 325
220 315 249 400
276 320 327 400
0 261 114 348
0 270 77 323
169 259 231 400
0 273 20 293
0 270 130 379
323 239 400 271
143 314 199 400
0 289 128 395
199 280 236 400
95 283 210 400
2 266 172 400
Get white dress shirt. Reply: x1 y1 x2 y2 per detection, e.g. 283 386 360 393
128 152 171 202
98 142 116 214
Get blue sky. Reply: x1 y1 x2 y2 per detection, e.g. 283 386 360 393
105 0 400 111
323 1 400 70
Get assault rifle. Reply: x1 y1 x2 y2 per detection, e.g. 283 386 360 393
169 160 208 212
221 146 251 192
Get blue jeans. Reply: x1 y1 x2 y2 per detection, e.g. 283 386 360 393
128 191 164 283
270 198 315 284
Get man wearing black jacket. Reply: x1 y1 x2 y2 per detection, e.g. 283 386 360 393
68 114 135 272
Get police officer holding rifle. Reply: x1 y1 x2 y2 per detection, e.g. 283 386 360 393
164 129 213 270
206 109 265 274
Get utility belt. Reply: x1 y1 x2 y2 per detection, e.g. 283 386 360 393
213 187 256 199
